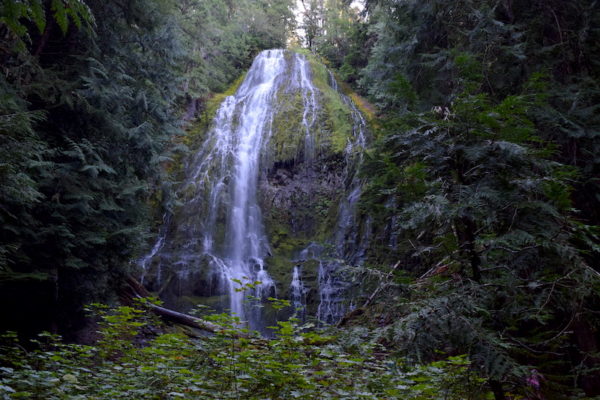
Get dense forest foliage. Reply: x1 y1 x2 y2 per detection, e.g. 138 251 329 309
309 0 600 396
1 0 599 398
0 0 294 338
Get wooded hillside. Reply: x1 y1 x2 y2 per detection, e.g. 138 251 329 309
1 0 599 398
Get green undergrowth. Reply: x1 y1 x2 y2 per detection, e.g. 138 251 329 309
0 301 493 400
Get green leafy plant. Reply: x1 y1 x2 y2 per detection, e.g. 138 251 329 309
0 303 491 399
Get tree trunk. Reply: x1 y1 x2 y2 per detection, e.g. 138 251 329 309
455 217 482 282
572 317 600 395
489 380 506 400
33 21 53 57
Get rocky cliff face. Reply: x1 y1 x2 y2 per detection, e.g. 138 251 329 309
139 49 369 329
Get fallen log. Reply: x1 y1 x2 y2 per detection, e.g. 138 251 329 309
121 276 247 337
146 302 224 334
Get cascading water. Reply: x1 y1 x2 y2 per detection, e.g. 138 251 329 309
290 266 307 320
139 213 169 285
293 54 318 163
329 71 367 155
191 50 297 329
140 49 331 332
313 72 370 324
140 49 371 331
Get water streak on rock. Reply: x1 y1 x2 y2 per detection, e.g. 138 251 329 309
140 50 370 330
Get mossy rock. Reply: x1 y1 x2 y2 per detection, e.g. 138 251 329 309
147 49 370 319
269 91 306 163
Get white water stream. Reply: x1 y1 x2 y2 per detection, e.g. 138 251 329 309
141 50 325 330
313 71 369 324
140 50 369 329
193 50 295 328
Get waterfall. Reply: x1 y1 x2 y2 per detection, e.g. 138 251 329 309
290 265 306 320
292 54 318 163
140 49 370 331
313 72 369 324
140 49 325 331
139 213 169 285
196 50 297 328
139 234 164 285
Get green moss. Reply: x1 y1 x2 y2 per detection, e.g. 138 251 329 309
266 255 293 291
266 219 309 257
269 90 305 162
262 174 342 300
316 191 342 240
263 216 310 298
305 55 353 154
268 50 371 161
288 46 311 57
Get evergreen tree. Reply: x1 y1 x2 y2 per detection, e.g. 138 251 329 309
0 0 297 338
361 61 600 394
1 0 185 337
324 0 600 395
